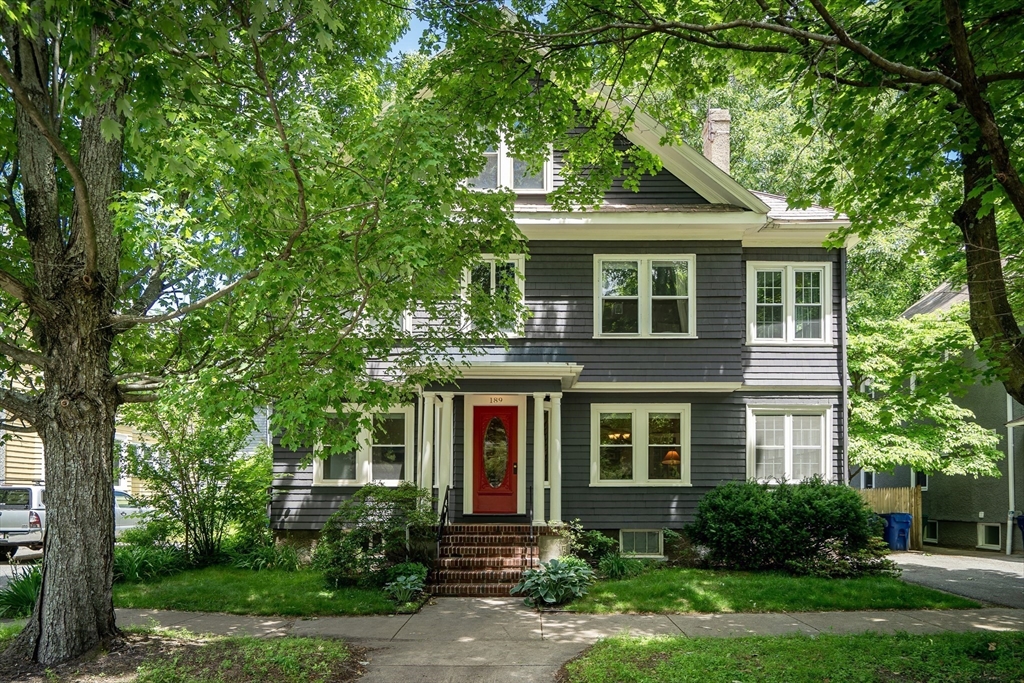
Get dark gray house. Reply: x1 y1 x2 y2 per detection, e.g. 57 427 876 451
271 107 853 592
861 284 1024 555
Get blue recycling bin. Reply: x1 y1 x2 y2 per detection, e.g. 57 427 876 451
880 513 913 551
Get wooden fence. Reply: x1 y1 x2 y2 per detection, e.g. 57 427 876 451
857 486 923 551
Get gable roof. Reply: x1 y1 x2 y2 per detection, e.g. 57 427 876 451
751 191 845 223
902 282 969 318
597 92 770 214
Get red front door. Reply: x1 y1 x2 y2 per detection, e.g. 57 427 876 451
473 405 518 514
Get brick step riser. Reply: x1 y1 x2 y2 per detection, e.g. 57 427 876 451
440 535 537 546
439 525 535 534
431 569 526 584
428 583 519 597
439 547 539 559
437 557 538 569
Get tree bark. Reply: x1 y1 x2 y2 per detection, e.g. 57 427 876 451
2 15 122 665
953 142 1024 406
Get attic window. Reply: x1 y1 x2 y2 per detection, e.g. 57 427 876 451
469 141 552 194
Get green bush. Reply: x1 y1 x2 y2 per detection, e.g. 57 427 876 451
385 561 430 585
511 558 595 607
0 564 41 617
114 545 186 583
786 537 900 578
597 554 649 580
663 528 707 568
580 530 618 564
118 519 178 548
385 574 426 603
688 478 885 574
314 483 436 588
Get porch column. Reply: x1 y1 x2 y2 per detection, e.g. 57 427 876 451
549 392 562 523
420 393 435 492
532 392 546 525
438 392 455 495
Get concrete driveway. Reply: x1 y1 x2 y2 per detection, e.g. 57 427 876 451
893 550 1024 608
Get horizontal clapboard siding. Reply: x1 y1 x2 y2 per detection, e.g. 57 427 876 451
537 131 710 206
271 391 842 531
741 247 843 388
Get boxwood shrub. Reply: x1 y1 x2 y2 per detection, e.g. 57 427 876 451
688 477 890 576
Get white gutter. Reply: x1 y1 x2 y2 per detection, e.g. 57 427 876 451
1008 395 1018 556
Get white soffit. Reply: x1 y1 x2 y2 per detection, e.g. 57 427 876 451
455 362 584 389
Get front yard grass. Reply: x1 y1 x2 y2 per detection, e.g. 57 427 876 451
562 631 1024 683
567 568 979 614
114 567 418 616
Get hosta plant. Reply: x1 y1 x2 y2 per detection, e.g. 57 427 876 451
511 558 595 607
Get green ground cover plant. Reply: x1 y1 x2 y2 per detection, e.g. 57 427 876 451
566 568 978 614
563 632 1024 683
113 567 419 616
0 565 41 618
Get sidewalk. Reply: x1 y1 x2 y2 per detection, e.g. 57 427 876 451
112 599 1024 683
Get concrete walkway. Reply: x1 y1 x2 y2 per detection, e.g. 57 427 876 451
892 551 1024 608
111 600 1024 683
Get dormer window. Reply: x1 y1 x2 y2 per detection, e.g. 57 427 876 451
469 141 552 194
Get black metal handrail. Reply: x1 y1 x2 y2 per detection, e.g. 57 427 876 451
435 485 451 558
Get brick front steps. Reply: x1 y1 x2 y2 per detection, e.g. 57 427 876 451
428 524 539 597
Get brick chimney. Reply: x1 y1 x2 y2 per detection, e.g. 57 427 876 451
701 108 731 174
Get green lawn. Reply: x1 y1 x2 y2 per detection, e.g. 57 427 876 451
114 567 414 616
567 568 979 614
564 632 1024 683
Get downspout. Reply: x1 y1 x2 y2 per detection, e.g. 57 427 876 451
839 248 850 484
1008 394 1016 556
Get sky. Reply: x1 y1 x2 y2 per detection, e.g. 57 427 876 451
389 15 430 58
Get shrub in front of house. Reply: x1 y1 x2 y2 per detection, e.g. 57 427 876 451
314 482 436 588
511 557 595 607
688 477 893 576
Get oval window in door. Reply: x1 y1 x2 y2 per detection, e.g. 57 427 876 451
483 417 509 488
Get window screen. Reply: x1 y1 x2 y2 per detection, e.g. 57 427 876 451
621 530 662 556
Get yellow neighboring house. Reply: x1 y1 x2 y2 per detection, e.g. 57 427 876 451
1 418 149 497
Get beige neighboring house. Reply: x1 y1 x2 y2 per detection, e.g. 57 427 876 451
0 414 150 497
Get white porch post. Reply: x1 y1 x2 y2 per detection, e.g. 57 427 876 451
549 392 562 523
438 392 454 494
421 394 435 492
532 392 546 525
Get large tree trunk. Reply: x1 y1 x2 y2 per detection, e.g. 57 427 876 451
954 142 1024 406
3 16 124 665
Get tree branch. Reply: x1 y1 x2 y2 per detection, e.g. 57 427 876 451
943 0 1024 227
0 52 98 281
0 338 46 368
0 419 38 433
0 386 38 424
0 268 33 304
118 393 160 404
110 267 260 328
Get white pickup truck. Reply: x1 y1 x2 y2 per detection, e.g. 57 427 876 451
0 485 45 561
0 485 149 561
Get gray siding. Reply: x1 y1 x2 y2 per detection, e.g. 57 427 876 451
272 391 842 531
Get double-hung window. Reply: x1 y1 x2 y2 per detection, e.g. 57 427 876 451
469 140 552 193
594 255 696 338
746 262 831 344
313 406 415 486
464 254 526 334
590 404 691 486
747 406 831 483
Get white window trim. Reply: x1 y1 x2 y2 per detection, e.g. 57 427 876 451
619 529 665 558
593 254 697 339
312 405 415 487
463 253 527 337
911 469 929 492
746 405 833 483
977 522 1002 550
924 520 939 544
746 261 833 345
589 403 692 487
471 140 554 194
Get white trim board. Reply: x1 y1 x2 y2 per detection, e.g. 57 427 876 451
568 382 741 393
451 362 584 389
462 394 528 516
